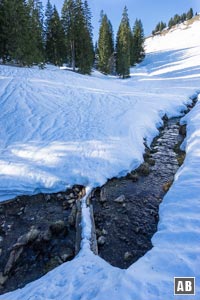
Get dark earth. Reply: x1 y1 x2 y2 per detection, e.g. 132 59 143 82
0 185 85 294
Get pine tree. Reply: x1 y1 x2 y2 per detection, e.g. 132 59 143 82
4 0 40 65
44 0 53 32
62 0 76 70
45 5 66 66
74 0 93 74
62 0 93 74
152 21 166 35
168 17 174 29
116 6 131 78
98 13 114 74
130 19 145 66
27 0 45 65
187 8 193 20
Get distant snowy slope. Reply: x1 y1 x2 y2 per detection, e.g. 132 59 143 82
0 18 200 300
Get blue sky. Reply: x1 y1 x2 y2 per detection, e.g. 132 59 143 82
43 0 200 42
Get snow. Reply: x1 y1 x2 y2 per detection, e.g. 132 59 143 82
0 19 200 299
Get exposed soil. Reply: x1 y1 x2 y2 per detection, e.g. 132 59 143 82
0 185 85 294
91 103 195 269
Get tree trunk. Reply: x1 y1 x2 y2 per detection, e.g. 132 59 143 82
71 40 75 72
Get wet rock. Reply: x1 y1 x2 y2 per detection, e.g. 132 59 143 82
163 180 173 192
137 162 150 176
179 124 186 136
96 228 102 237
62 200 69 210
127 172 139 181
13 227 39 248
177 152 186 166
97 236 106 246
68 199 76 204
60 248 74 262
49 220 66 235
38 229 52 242
124 252 133 261
68 205 77 227
102 229 108 235
0 272 8 286
147 158 156 166
4 247 24 275
100 188 107 203
45 194 51 202
114 195 125 203
0 206 4 214
44 256 62 273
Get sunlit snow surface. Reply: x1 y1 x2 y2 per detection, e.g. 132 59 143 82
0 20 200 299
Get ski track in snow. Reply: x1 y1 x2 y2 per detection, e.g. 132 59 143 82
0 20 200 299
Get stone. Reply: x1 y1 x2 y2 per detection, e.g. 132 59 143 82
0 236 3 243
163 180 173 192
62 200 69 210
40 230 52 242
14 227 39 248
100 188 107 203
131 173 139 182
57 193 63 199
4 247 24 275
45 194 51 202
97 236 106 246
0 248 2 256
114 195 125 203
0 206 4 214
179 124 186 136
68 205 77 227
0 272 8 286
124 251 133 261
68 199 75 204
134 227 140 233
137 162 150 176
102 229 108 235
60 248 73 262
49 220 66 235
148 158 155 166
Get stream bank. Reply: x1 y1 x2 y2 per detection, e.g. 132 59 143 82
89 99 197 269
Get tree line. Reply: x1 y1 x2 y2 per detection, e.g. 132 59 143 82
0 0 145 77
152 8 194 35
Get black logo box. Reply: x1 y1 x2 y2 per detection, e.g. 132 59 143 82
174 277 195 295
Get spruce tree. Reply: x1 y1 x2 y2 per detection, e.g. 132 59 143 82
44 0 53 33
27 0 44 65
0 0 45 66
116 6 131 78
45 6 66 66
62 0 93 74
74 0 93 74
62 0 76 70
187 8 193 20
98 13 114 74
131 19 145 66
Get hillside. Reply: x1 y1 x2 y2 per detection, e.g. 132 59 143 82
0 18 200 300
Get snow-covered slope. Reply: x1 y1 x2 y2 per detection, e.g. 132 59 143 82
0 19 200 300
